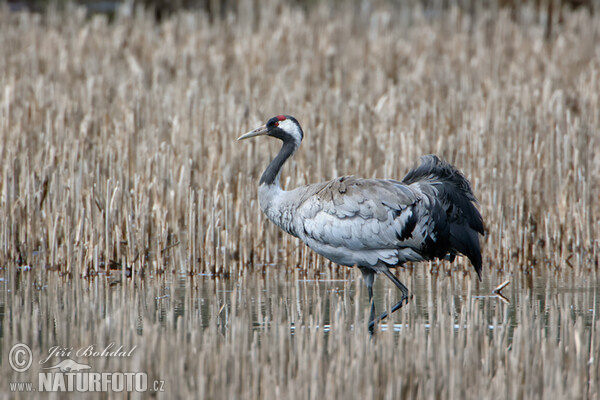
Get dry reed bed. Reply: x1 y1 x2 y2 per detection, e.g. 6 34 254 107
2 268 598 399
0 4 598 278
1 4 599 399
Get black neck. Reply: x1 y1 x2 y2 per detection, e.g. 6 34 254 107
259 139 297 186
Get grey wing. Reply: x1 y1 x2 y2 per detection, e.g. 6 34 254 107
296 177 433 266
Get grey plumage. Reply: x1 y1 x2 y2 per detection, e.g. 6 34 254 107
239 115 484 331
402 155 484 277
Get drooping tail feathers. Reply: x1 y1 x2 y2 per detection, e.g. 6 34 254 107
402 155 485 279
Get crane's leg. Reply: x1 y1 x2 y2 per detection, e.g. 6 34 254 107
368 266 410 331
358 267 376 332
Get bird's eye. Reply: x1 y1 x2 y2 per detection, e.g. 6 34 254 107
274 122 279 127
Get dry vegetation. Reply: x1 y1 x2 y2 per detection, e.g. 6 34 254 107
0 3 598 277
0 1 599 399
3 269 598 399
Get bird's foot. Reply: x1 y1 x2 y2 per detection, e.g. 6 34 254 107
367 294 410 332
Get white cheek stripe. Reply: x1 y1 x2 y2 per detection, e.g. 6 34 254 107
278 119 302 145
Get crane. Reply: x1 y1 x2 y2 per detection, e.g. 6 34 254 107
238 115 484 331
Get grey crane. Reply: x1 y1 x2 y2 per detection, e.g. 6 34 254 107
238 115 484 331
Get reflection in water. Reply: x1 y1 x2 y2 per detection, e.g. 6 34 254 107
1 265 598 350
148 266 599 343
1 264 598 399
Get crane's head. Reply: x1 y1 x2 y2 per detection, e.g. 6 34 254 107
237 115 303 147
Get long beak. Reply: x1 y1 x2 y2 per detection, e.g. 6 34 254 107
237 125 268 141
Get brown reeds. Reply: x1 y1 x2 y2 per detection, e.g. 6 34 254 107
0 3 598 278
0 2 598 399
2 268 598 399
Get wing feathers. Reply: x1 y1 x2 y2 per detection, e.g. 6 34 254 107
403 155 484 276
300 177 429 265
294 157 483 274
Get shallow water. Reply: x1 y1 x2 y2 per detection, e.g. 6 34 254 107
98 265 599 338
2 265 598 340
1 263 598 398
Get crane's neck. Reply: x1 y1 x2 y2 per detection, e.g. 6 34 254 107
258 139 300 237
259 139 297 187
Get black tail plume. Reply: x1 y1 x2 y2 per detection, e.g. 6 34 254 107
403 155 484 279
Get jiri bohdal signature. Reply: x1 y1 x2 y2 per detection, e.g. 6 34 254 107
39 343 137 365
